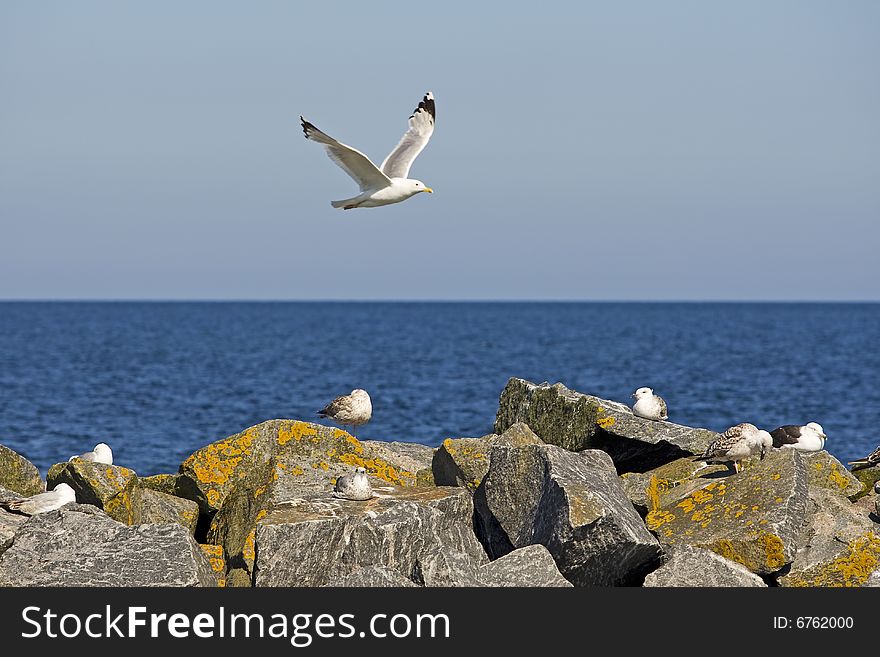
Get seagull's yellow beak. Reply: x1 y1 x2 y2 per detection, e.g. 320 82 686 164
424 187 433 193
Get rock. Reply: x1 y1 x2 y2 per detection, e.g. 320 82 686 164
778 488 880 587
864 569 880 587
494 378 716 472
326 566 418 587
252 485 486 587
202 422 436 583
0 444 43 496
851 464 880 500
180 420 431 516
135 488 200 534
47 460 141 524
620 457 729 515
644 449 808 576
0 504 217 586
800 451 863 499
412 548 485 586
474 444 661 585
0 487 28 557
432 423 544 490
199 544 227 587
482 545 572 587
225 568 252 588
643 544 767 587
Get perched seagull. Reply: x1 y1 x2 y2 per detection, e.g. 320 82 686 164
317 388 372 437
301 91 435 209
333 466 374 501
698 423 772 474
1 483 76 515
848 445 880 472
631 387 668 421
68 442 113 465
770 422 827 453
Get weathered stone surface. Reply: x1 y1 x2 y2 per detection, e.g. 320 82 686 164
864 569 880 587
0 504 217 586
851 464 880 500
778 488 880 587
226 568 252 588
199 544 227 587
644 544 766 587
800 451 863 499
135 488 200 534
412 547 485 586
47 460 141 524
181 420 431 516
644 449 808 576
204 423 436 583
494 378 717 472
482 545 572 587
326 566 418 587
620 457 729 516
0 444 43 496
253 485 486 587
474 444 661 585
433 423 544 490
0 487 28 557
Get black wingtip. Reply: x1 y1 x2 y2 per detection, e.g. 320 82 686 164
410 91 435 121
300 116 316 138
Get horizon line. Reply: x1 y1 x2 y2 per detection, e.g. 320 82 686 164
1 298 878 304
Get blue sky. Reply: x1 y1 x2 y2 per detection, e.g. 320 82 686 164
1 1 878 300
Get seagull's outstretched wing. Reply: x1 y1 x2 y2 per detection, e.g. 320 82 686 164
380 91 435 179
301 118 391 192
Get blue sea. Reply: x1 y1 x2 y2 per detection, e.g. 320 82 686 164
0 302 877 477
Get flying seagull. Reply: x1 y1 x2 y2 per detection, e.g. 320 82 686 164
770 422 827 453
631 387 668 421
317 388 372 437
301 91 435 209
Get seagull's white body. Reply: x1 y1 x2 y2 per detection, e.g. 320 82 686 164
301 92 436 209
631 387 668 421
69 442 113 465
1 483 76 515
771 422 827 453
333 466 374 501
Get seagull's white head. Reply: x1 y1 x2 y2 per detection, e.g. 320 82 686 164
94 443 112 458
408 179 433 195
633 387 653 399
806 422 826 439
351 389 370 399
53 483 76 502
354 467 367 475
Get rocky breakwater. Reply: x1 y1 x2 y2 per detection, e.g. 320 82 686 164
0 377 878 587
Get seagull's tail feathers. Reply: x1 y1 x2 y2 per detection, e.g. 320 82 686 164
848 459 872 471
331 195 361 209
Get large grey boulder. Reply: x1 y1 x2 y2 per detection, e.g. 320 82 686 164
432 423 544 490
0 504 217 586
644 544 766 587
326 566 419 587
47 460 141 524
412 544 571 587
135 488 200 534
474 444 661 585
800 451 862 499
494 379 716 472
620 456 729 516
777 488 880 587
0 444 43 496
644 449 808 576
253 485 486 587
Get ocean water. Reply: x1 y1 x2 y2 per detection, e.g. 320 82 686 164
0 302 877 477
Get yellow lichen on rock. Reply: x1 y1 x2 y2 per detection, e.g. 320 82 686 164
786 533 880 587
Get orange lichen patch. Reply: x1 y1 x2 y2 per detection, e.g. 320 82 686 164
242 528 256 564
827 466 852 490
787 533 880 587
596 416 615 429
646 509 676 531
255 509 268 522
759 533 787 570
338 453 416 486
713 539 749 567
770 473 781 481
182 427 259 504
645 475 668 513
